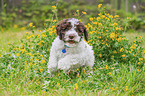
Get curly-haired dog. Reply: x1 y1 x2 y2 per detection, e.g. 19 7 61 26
48 18 94 73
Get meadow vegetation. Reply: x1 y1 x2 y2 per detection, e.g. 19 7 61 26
0 4 145 96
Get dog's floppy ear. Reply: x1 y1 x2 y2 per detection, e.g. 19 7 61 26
56 24 62 40
76 22 89 41
84 27 88 41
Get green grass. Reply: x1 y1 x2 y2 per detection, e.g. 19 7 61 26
0 63 144 95
0 29 37 54
0 30 26 54
0 30 145 96
124 31 145 48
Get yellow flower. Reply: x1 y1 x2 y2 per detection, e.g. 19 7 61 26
126 86 128 91
127 17 131 20
20 27 25 30
39 30 41 32
116 27 121 30
29 23 33 27
108 72 112 75
114 15 119 18
27 36 30 40
21 49 26 53
139 58 143 61
75 83 78 90
113 23 118 26
109 15 113 18
96 17 101 21
57 82 60 86
106 65 108 69
37 34 40 38
98 13 102 16
29 63 32 66
79 19 82 22
98 4 102 8
26 32 29 34
89 18 93 21
98 23 102 26
99 54 102 57
82 11 87 14
41 40 45 43
0 54 1 57
110 88 117 90
31 35 34 38
42 34 46 37
110 33 116 39
122 37 127 40
144 50 145 54
133 54 136 56
92 22 97 24
112 55 114 58
49 31 53 36
130 44 136 49
106 65 108 70
41 60 45 64
52 6 56 9
14 24 18 28
120 48 124 52
122 54 126 57
16 53 20 56
77 73 79 77
109 23 112 26
33 64 36 67
58 73 60 76
53 20 57 22
86 79 88 82
139 36 142 40
37 43 40 45
39 69 43 72
113 50 117 54
84 70 86 74
101 15 105 18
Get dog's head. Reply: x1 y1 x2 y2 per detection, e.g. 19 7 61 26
56 18 88 47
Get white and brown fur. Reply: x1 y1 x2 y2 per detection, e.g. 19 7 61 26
48 18 94 73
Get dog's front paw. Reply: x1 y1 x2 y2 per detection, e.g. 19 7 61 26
57 61 69 71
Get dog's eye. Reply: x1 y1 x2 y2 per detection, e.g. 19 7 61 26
75 28 78 31
76 28 82 33
61 27 67 31
64 28 68 31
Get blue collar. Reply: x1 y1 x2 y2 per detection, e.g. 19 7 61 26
64 44 71 48
62 45 71 53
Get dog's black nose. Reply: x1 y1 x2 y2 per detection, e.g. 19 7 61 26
69 35 75 39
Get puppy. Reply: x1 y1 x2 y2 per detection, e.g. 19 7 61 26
48 18 94 73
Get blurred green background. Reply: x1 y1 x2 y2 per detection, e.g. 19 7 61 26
0 0 145 31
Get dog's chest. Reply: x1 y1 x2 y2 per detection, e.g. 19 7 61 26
57 47 81 59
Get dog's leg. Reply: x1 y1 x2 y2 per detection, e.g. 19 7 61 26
48 49 58 73
57 54 85 71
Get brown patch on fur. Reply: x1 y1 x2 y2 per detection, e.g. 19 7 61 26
56 19 72 40
75 22 88 41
